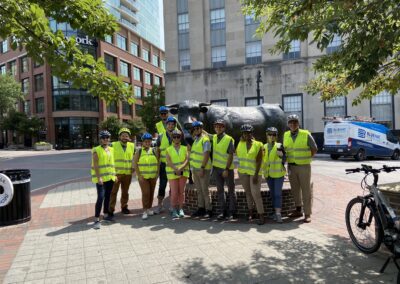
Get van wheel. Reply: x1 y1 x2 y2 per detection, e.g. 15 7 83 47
355 149 366 161
330 154 340 160
392 150 400 160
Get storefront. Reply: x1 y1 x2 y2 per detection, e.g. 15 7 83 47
54 117 98 149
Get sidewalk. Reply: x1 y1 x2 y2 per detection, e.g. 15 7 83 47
0 149 91 160
0 173 397 283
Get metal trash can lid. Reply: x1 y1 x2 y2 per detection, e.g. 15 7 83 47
0 169 31 183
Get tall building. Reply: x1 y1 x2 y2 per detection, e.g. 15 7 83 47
0 0 165 149
164 0 399 144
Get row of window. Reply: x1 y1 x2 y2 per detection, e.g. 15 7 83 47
106 101 133 115
0 56 43 76
22 97 44 115
19 74 44 95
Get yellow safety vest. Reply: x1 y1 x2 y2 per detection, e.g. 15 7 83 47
283 129 312 165
236 140 263 175
156 121 166 134
166 145 189 179
212 134 234 170
112 141 135 175
137 147 158 179
159 133 172 163
91 146 116 183
190 135 212 170
263 143 286 178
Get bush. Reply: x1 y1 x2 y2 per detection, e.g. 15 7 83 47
34 141 51 146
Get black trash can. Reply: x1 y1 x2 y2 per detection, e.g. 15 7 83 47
0 169 31 226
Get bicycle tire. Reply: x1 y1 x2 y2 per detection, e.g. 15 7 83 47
345 197 383 254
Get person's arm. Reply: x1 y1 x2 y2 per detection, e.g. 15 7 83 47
133 150 141 178
156 135 162 160
201 140 211 168
166 151 177 171
179 148 190 170
308 134 318 157
254 146 262 176
225 140 234 170
92 151 102 184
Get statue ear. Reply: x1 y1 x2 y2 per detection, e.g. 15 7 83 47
169 108 178 115
200 106 208 113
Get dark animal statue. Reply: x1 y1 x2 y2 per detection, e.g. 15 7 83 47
166 100 287 144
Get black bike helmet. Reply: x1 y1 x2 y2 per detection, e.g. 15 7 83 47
240 124 254 132
266 127 278 133
99 130 111 138
213 119 225 126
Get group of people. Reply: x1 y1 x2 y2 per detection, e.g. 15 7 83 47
90 106 317 229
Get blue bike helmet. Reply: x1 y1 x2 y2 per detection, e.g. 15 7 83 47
159 106 168 113
166 116 177 124
192 121 203 128
141 133 153 141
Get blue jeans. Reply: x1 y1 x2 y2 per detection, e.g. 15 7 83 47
267 177 284 209
95 180 114 217
157 162 168 199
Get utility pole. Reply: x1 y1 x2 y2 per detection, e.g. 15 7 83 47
256 70 262 105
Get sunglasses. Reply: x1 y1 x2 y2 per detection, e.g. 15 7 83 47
267 133 277 136
160 112 168 115
193 127 201 130
172 135 181 139
100 136 110 139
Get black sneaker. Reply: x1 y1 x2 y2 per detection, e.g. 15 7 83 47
203 210 212 218
122 207 130 214
191 209 201 218
104 214 115 222
225 215 234 221
217 213 225 220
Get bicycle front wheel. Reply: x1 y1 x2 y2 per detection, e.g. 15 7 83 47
345 197 383 254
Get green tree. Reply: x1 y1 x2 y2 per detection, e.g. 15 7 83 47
98 116 122 141
124 118 145 139
0 0 133 103
0 74 24 118
242 0 400 105
0 110 43 143
138 86 165 134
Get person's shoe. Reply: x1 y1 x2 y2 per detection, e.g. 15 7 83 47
304 215 311 223
122 207 130 214
203 210 212 218
103 214 115 222
217 213 225 221
179 209 185 218
269 213 276 220
191 208 202 218
289 211 303 218
257 214 265 225
147 209 154 216
275 213 283 223
108 212 114 217
171 209 179 219
154 206 163 215
93 221 100 230
247 210 254 221
226 214 234 221
142 212 148 220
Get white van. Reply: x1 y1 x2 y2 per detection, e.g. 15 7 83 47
323 121 400 161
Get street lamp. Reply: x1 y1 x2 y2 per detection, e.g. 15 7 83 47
256 70 262 105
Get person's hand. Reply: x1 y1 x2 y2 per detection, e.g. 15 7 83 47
98 177 103 185
139 175 145 182
277 150 283 157
252 175 259 185
222 170 228 178
174 170 182 176
115 176 118 183
199 168 205 178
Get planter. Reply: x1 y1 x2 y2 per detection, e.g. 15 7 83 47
34 144 53 151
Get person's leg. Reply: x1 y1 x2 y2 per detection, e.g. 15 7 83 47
202 170 212 213
139 178 151 210
267 178 276 210
214 168 226 217
274 177 284 212
192 170 205 215
103 180 114 217
178 177 187 217
109 175 121 214
169 179 179 217
239 174 254 217
226 169 236 217
95 183 105 218
250 175 264 216
148 178 158 210
120 174 132 213
288 165 303 217
298 164 312 221
157 162 168 211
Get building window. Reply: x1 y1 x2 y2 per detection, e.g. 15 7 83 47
34 74 44 92
135 104 143 114
178 13 189 33
283 40 301 60
144 72 151 85
327 34 342 54
152 54 159 67
134 85 142 99
210 9 225 30
23 100 31 115
325 97 346 117
179 50 191 71
245 41 262 64
0 65 6 75
120 60 129 77
21 78 29 94
211 46 226 68
283 94 303 125
245 97 264 106
133 66 141 81
34 61 42 68
8 60 16 75
1 39 8 53
104 54 116 71
142 49 149 62
20 56 29 73
105 35 113 44
177 0 188 13
178 3 190 71
161 60 166 72
210 99 228 106
130 42 138 56
122 101 132 115
116 34 127 50
154 76 160 86
107 101 118 113
35 97 44 113
371 91 394 128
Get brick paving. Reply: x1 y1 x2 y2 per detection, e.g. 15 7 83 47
0 172 398 283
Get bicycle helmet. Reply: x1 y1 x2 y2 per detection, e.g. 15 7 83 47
159 106 168 113
266 127 278 133
192 121 203 128
99 130 111 138
213 119 225 126
141 133 153 141
118 127 131 136
166 116 177 124
172 129 182 136
287 114 299 122
240 124 254 133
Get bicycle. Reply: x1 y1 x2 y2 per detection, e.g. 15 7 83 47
345 164 400 280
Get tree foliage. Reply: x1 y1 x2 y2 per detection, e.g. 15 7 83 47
1 110 43 137
0 0 133 103
0 74 24 118
99 116 122 141
124 118 145 138
241 0 400 105
138 85 165 135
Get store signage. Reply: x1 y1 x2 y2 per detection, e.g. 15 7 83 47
0 173 14 207
65 35 95 46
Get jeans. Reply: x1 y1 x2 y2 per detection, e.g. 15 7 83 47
266 177 284 209
157 162 168 199
95 180 114 217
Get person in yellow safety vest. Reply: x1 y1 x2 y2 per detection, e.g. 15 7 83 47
155 116 177 214
189 121 213 218
134 133 159 220
91 130 116 229
283 114 318 223
263 127 286 224
212 119 236 221
156 106 169 135
108 128 135 217
236 124 265 225
165 129 190 219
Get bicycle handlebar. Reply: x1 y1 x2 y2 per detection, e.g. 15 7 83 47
345 164 400 175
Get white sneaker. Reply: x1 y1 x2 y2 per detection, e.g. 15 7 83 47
275 213 283 223
154 206 163 214
93 221 100 230
147 209 154 216
142 212 148 220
